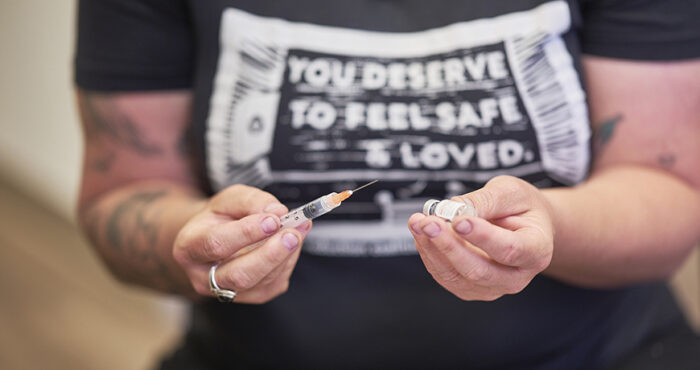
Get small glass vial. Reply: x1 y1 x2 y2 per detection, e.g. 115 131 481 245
423 199 476 221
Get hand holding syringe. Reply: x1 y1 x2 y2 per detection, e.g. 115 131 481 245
280 180 378 228
174 180 378 303
238 180 378 255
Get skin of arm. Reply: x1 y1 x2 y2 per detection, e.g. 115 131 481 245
77 90 309 301
77 90 205 297
542 56 700 287
408 57 700 299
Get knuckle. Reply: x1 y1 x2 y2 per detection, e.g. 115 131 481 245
262 243 288 266
449 195 469 206
534 253 552 272
173 229 196 263
172 245 188 265
239 221 261 243
472 189 495 216
227 183 249 196
501 178 521 195
488 175 514 187
465 263 492 282
228 268 256 290
275 280 290 295
422 260 438 275
504 280 526 295
241 188 278 212
214 184 243 202
435 268 463 284
489 175 523 197
203 233 227 260
259 270 280 286
501 241 523 266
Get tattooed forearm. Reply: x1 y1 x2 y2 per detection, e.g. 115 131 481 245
105 190 166 251
91 151 116 172
593 114 622 153
81 93 163 156
77 90 199 295
83 189 190 294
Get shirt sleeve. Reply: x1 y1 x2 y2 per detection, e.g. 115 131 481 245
74 0 194 91
580 0 700 60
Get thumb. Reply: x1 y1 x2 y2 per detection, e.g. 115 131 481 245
456 176 532 220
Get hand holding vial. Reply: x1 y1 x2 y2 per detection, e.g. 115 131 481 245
409 176 555 301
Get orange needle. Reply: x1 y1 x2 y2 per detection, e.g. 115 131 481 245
329 180 378 205
330 190 353 205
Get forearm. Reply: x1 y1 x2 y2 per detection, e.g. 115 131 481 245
79 180 206 298
542 165 700 288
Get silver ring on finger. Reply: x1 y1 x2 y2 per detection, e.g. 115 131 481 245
209 264 236 303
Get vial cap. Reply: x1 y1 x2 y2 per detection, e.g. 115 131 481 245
423 199 440 216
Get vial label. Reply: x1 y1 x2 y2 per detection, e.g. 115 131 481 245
423 199 475 221
435 200 464 220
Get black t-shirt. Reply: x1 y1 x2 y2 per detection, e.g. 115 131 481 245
75 1 700 369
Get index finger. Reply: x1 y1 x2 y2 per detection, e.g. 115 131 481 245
452 215 550 269
186 213 281 263
214 229 303 293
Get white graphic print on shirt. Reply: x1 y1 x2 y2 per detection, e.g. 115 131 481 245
206 1 590 257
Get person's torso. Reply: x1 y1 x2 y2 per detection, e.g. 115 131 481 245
181 1 680 368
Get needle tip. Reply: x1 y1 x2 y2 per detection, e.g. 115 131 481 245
352 179 379 193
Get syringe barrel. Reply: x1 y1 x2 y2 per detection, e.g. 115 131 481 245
279 193 339 229
301 193 336 218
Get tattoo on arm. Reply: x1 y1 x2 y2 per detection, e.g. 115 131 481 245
86 189 184 293
106 190 166 251
593 114 623 153
91 151 116 173
658 153 676 169
81 93 163 171
592 113 677 170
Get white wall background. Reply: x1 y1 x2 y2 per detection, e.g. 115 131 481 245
0 0 81 222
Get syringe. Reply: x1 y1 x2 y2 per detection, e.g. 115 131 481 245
234 180 378 256
279 180 378 229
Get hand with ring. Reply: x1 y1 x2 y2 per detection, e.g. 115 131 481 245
173 184 311 303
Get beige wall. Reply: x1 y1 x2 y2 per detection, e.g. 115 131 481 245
0 0 81 222
0 3 188 369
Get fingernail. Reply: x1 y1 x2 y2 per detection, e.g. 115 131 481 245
454 220 472 235
410 222 423 235
261 217 278 234
282 233 299 251
263 203 284 212
422 222 441 238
